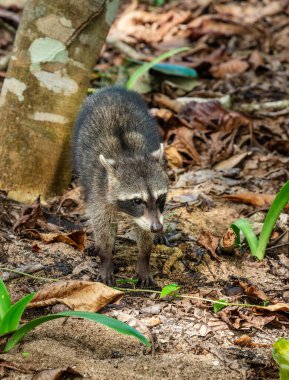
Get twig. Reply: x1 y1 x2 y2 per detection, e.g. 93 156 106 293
114 287 267 309
238 99 289 113
266 242 289 251
0 267 58 282
106 36 147 60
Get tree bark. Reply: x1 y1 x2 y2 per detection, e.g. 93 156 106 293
0 0 119 203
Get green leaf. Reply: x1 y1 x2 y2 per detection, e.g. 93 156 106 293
273 338 289 380
4 311 151 352
0 279 11 322
230 219 259 256
213 299 228 313
150 63 198 78
160 283 180 298
0 293 35 335
256 180 289 260
126 47 190 90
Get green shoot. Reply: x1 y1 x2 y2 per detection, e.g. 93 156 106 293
0 280 150 352
4 311 150 352
213 299 228 313
126 47 190 90
273 338 289 380
230 180 289 260
160 283 180 298
0 279 11 322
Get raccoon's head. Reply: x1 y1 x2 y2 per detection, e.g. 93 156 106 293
99 145 168 232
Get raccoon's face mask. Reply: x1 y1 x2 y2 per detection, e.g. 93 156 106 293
99 146 168 232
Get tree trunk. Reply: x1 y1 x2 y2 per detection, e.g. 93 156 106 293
0 0 119 203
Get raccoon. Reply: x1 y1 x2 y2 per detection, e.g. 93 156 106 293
73 86 168 286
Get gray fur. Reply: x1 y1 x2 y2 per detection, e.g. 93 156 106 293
72 86 168 286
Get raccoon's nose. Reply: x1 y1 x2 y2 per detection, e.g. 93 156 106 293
151 222 163 233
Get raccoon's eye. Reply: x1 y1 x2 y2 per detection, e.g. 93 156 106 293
131 198 143 206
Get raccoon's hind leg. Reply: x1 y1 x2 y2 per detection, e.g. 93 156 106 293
89 204 117 286
136 228 155 287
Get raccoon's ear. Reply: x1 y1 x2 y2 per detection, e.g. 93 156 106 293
99 155 116 173
151 143 164 162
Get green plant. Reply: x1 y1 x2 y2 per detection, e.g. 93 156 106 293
126 47 190 90
273 338 289 380
230 180 289 260
0 279 150 352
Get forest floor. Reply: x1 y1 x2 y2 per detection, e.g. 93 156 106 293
1 0 289 379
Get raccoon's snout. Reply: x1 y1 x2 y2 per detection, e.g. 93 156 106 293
151 221 163 233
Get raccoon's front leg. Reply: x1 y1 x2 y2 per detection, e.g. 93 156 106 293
136 228 155 287
90 206 116 286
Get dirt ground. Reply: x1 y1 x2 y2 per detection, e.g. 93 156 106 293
1 180 288 379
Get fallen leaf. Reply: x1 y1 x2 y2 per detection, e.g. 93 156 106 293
38 230 86 251
210 59 249 78
238 281 268 302
215 2 285 24
188 15 251 38
150 107 173 122
249 50 264 70
166 100 252 166
261 303 289 312
166 127 201 164
13 196 42 232
165 145 183 168
219 228 236 254
59 186 83 211
198 231 220 261
29 280 123 312
234 334 270 348
214 152 248 170
143 316 161 327
224 193 289 209
32 366 82 380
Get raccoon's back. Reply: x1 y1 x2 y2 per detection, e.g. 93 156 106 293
72 86 160 190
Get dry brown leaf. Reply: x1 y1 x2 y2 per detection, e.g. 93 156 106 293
59 186 83 211
29 280 123 312
261 303 289 312
188 15 249 38
238 281 268 302
234 335 257 348
165 145 183 168
210 59 249 78
113 9 191 43
219 228 236 254
150 108 173 122
224 193 289 209
249 50 264 70
214 152 248 170
198 231 220 261
38 230 86 251
166 127 201 164
166 100 253 166
32 366 82 380
13 196 42 232
215 2 285 23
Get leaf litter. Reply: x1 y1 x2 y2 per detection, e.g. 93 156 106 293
1 0 289 378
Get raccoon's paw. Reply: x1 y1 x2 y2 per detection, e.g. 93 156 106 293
137 273 156 288
153 233 172 247
97 268 115 287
